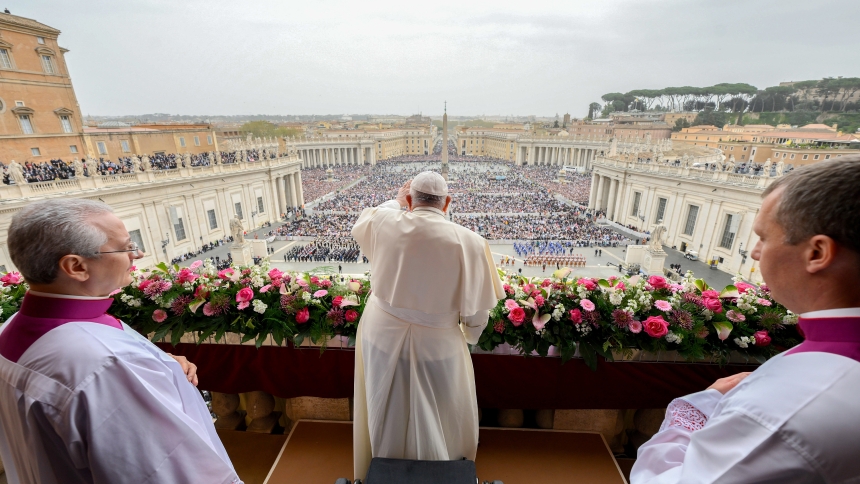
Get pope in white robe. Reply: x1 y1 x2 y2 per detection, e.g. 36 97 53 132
350 171 505 480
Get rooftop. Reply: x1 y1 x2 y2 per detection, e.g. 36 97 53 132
0 11 61 34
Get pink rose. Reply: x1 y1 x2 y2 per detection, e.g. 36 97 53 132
503 284 513 295
577 278 597 291
345 309 359 322
320 280 333 288
735 281 755 294
176 268 198 284
507 307 526 326
268 268 284 280
129 265 137 272
534 295 545 307
295 307 310 324
313 289 328 298
541 279 552 288
569 309 582 324
152 309 167 323
754 330 771 347
138 279 153 291
0 272 22 286
296 279 309 288
647 275 668 290
643 316 669 338
756 298 772 307
580 299 596 312
615 282 626 291
703 297 723 313
332 296 344 307
629 320 642 333
218 268 235 280
194 285 210 299
189 260 203 270
504 299 520 311
701 290 720 300
236 287 254 310
654 300 672 312
310 276 320 285
669 283 684 293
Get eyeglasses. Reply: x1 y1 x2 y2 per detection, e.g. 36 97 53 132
97 242 143 257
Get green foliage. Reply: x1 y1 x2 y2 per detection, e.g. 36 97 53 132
673 118 691 132
240 121 302 139
693 108 729 127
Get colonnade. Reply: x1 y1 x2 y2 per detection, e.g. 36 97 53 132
516 144 600 169
588 172 625 220
273 171 304 213
298 146 373 168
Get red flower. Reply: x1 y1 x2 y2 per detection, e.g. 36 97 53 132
534 295 545 307
569 309 582 324
643 316 669 338
541 279 552 288
754 330 771 347
507 307 526 326
310 276 320 285
332 296 344 307
295 307 310 324
703 297 723 313
345 309 359 322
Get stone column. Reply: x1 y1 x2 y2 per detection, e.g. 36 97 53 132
607 179 619 220
292 171 304 206
594 175 605 210
276 176 287 214
588 173 599 208
285 174 296 208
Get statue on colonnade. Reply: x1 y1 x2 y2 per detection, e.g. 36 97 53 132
230 215 245 244
761 158 772 177
72 158 84 177
726 156 736 173
131 155 141 173
775 161 785 177
141 154 151 171
8 161 25 185
214 151 222 164
649 222 667 252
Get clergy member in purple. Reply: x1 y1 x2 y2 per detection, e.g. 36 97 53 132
0 199 242 484
632 155 860 483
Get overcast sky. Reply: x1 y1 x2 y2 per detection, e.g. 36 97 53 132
14 0 860 117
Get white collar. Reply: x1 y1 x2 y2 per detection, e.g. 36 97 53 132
413 206 446 217
801 308 860 318
28 290 112 301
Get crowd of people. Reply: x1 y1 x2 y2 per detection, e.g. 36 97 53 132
283 237 361 263
454 213 628 244
170 238 232 265
0 159 79 183
301 165 368 204
268 214 358 238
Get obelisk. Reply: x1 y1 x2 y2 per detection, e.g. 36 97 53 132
441 101 449 180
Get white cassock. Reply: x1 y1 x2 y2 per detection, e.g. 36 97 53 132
0 319 242 484
351 200 505 480
631 308 860 483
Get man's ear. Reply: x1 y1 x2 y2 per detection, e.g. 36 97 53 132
442 196 452 213
405 194 413 211
57 254 91 282
806 234 837 274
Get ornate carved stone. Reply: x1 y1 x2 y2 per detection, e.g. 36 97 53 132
211 392 244 430
246 391 279 433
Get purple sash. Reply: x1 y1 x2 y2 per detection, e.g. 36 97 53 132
0 292 122 363
784 316 860 363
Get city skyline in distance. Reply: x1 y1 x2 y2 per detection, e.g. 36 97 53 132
12 0 860 117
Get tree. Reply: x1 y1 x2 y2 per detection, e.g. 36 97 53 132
587 102 602 120
240 121 302 138
673 118 691 132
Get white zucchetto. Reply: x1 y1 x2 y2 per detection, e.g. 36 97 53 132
410 171 448 196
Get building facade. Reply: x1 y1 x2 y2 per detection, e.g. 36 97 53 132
0 12 86 163
0 153 303 272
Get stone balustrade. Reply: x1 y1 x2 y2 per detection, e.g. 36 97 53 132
0 154 301 200
594 156 777 190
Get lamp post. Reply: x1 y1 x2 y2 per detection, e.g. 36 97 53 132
161 232 170 257
738 242 749 265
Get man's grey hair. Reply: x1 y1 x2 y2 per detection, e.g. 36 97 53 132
762 154 860 255
8 199 114 284
410 189 446 209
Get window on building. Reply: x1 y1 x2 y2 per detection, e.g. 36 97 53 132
802 154 808 160
37 37 46 45
719 214 737 249
59 115 73 133
120 140 130 152
207 209 218 230
683 205 699 236
31 147 41 156
655 197 667 223
129 229 146 253
194 136 200 146
41 55 55 74
207 135 213 145
69 145 78 153
15 101 23 107
173 217 186 241
97 141 107 155
631 191 642 216
179 137 186 147
0 49 11 69
825 154 831 160
790 154 795 159
19 115 34 134
814 154 820 160
234 202 243 220
257 196 264 213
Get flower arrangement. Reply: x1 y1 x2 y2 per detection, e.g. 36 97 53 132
0 263 800 369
